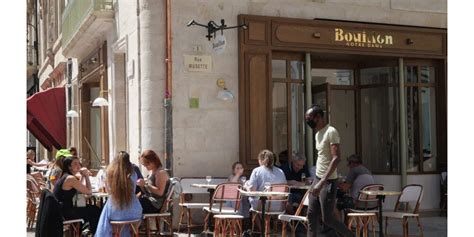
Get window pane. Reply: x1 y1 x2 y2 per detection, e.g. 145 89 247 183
311 69 353 85
291 84 305 155
90 87 102 169
406 87 420 172
422 87 437 172
360 67 398 85
420 66 435 83
405 66 418 83
360 86 400 173
272 60 286 79
272 83 288 159
290 61 304 80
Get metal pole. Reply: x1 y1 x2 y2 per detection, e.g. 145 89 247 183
305 53 314 166
399 58 407 187
67 58 73 147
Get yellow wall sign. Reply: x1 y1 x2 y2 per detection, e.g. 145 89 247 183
184 54 212 72
334 28 394 48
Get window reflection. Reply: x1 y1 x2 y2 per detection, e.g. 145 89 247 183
360 67 399 173
272 83 287 157
422 87 437 172
311 69 353 85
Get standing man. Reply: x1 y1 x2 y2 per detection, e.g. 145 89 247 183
305 105 354 237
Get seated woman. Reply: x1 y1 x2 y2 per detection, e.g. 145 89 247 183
47 149 72 190
246 149 287 210
137 149 170 213
228 161 246 183
53 156 101 234
95 151 143 236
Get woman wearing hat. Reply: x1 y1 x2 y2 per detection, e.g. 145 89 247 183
46 149 72 190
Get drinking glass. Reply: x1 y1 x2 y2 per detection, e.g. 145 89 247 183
240 176 247 184
264 182 271 191
206 175 212 185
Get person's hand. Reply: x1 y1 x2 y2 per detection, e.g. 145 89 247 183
311 181 323 197
79 167 91 177
136 178 146 187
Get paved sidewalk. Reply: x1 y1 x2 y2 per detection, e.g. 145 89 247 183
27 215 446 236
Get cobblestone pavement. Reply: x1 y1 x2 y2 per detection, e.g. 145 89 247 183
27 214 447 236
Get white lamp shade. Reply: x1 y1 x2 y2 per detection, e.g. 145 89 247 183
66 110 79 118
92 97 109 107
217 89 234 101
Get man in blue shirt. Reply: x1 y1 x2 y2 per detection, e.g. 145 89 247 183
281 152 311 212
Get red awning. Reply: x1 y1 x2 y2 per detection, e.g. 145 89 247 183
27 87 67 151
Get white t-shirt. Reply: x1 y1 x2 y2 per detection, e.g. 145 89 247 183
315 124 340 180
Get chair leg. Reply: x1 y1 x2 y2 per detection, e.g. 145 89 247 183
214 218 220 237
362 216 369 237
251 212 256 233
416 216 424 237
145 217 151 237
384 217 388 236
281 221 287 237
402 217 408 237
371 216 376 237
178 208 185 233
155 217 160 236
187 209 192 236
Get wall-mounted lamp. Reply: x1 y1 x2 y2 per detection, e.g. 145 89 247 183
66 109 79 118
92 90 109 107
187 19 247 41
216 79 234 101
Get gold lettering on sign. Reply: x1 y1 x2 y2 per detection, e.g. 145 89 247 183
334 28 394 48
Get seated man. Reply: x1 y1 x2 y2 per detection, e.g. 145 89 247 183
338 154 375 208
280 152 311 213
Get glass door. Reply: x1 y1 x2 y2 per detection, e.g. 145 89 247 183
311 68 356 175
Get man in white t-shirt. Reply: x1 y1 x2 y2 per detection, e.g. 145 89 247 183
305 105 354 237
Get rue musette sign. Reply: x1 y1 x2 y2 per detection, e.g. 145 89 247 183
334 28 394 48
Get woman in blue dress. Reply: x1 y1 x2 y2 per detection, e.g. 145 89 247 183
95 151 143 236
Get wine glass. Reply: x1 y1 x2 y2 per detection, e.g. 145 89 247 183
264 182 271 191
206 175 212 185
240 176 247 184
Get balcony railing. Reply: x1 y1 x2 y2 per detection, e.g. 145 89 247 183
62 0 114 49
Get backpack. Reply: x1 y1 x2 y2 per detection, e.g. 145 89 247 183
169 177 182 198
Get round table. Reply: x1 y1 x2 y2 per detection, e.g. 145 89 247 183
238 189 289 237
191 184 218 234
360 190 401 237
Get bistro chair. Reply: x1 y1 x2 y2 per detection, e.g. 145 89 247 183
384 184 424 237
278 189 310 237
141 181 176 237
214 214 244 237
250 184 289 235
203 183 243 232
177 177 215 235
63 219 84 237
27 178 41 229
110 219 141 237
345 184 384 236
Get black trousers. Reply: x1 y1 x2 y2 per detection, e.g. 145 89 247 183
307 178 354 237
62 205 101 233
139 197 162 213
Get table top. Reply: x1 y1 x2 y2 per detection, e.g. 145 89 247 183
238 188 289 197
360 190 401 196
191 183 218 189
90 192 109 198
289 185 312 190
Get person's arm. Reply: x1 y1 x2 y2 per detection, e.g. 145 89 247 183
144 170 169 196
247 170 258 191
66 175 93 195
312 143 341 195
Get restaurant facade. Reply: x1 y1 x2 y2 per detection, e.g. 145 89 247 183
31 0 446 211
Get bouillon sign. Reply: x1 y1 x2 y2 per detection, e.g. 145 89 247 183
334 28 394 48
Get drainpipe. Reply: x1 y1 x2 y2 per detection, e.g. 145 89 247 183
305 53 313 166
67 58 73 147
164 0 173 175
399 58 407 187
136 0 142 157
